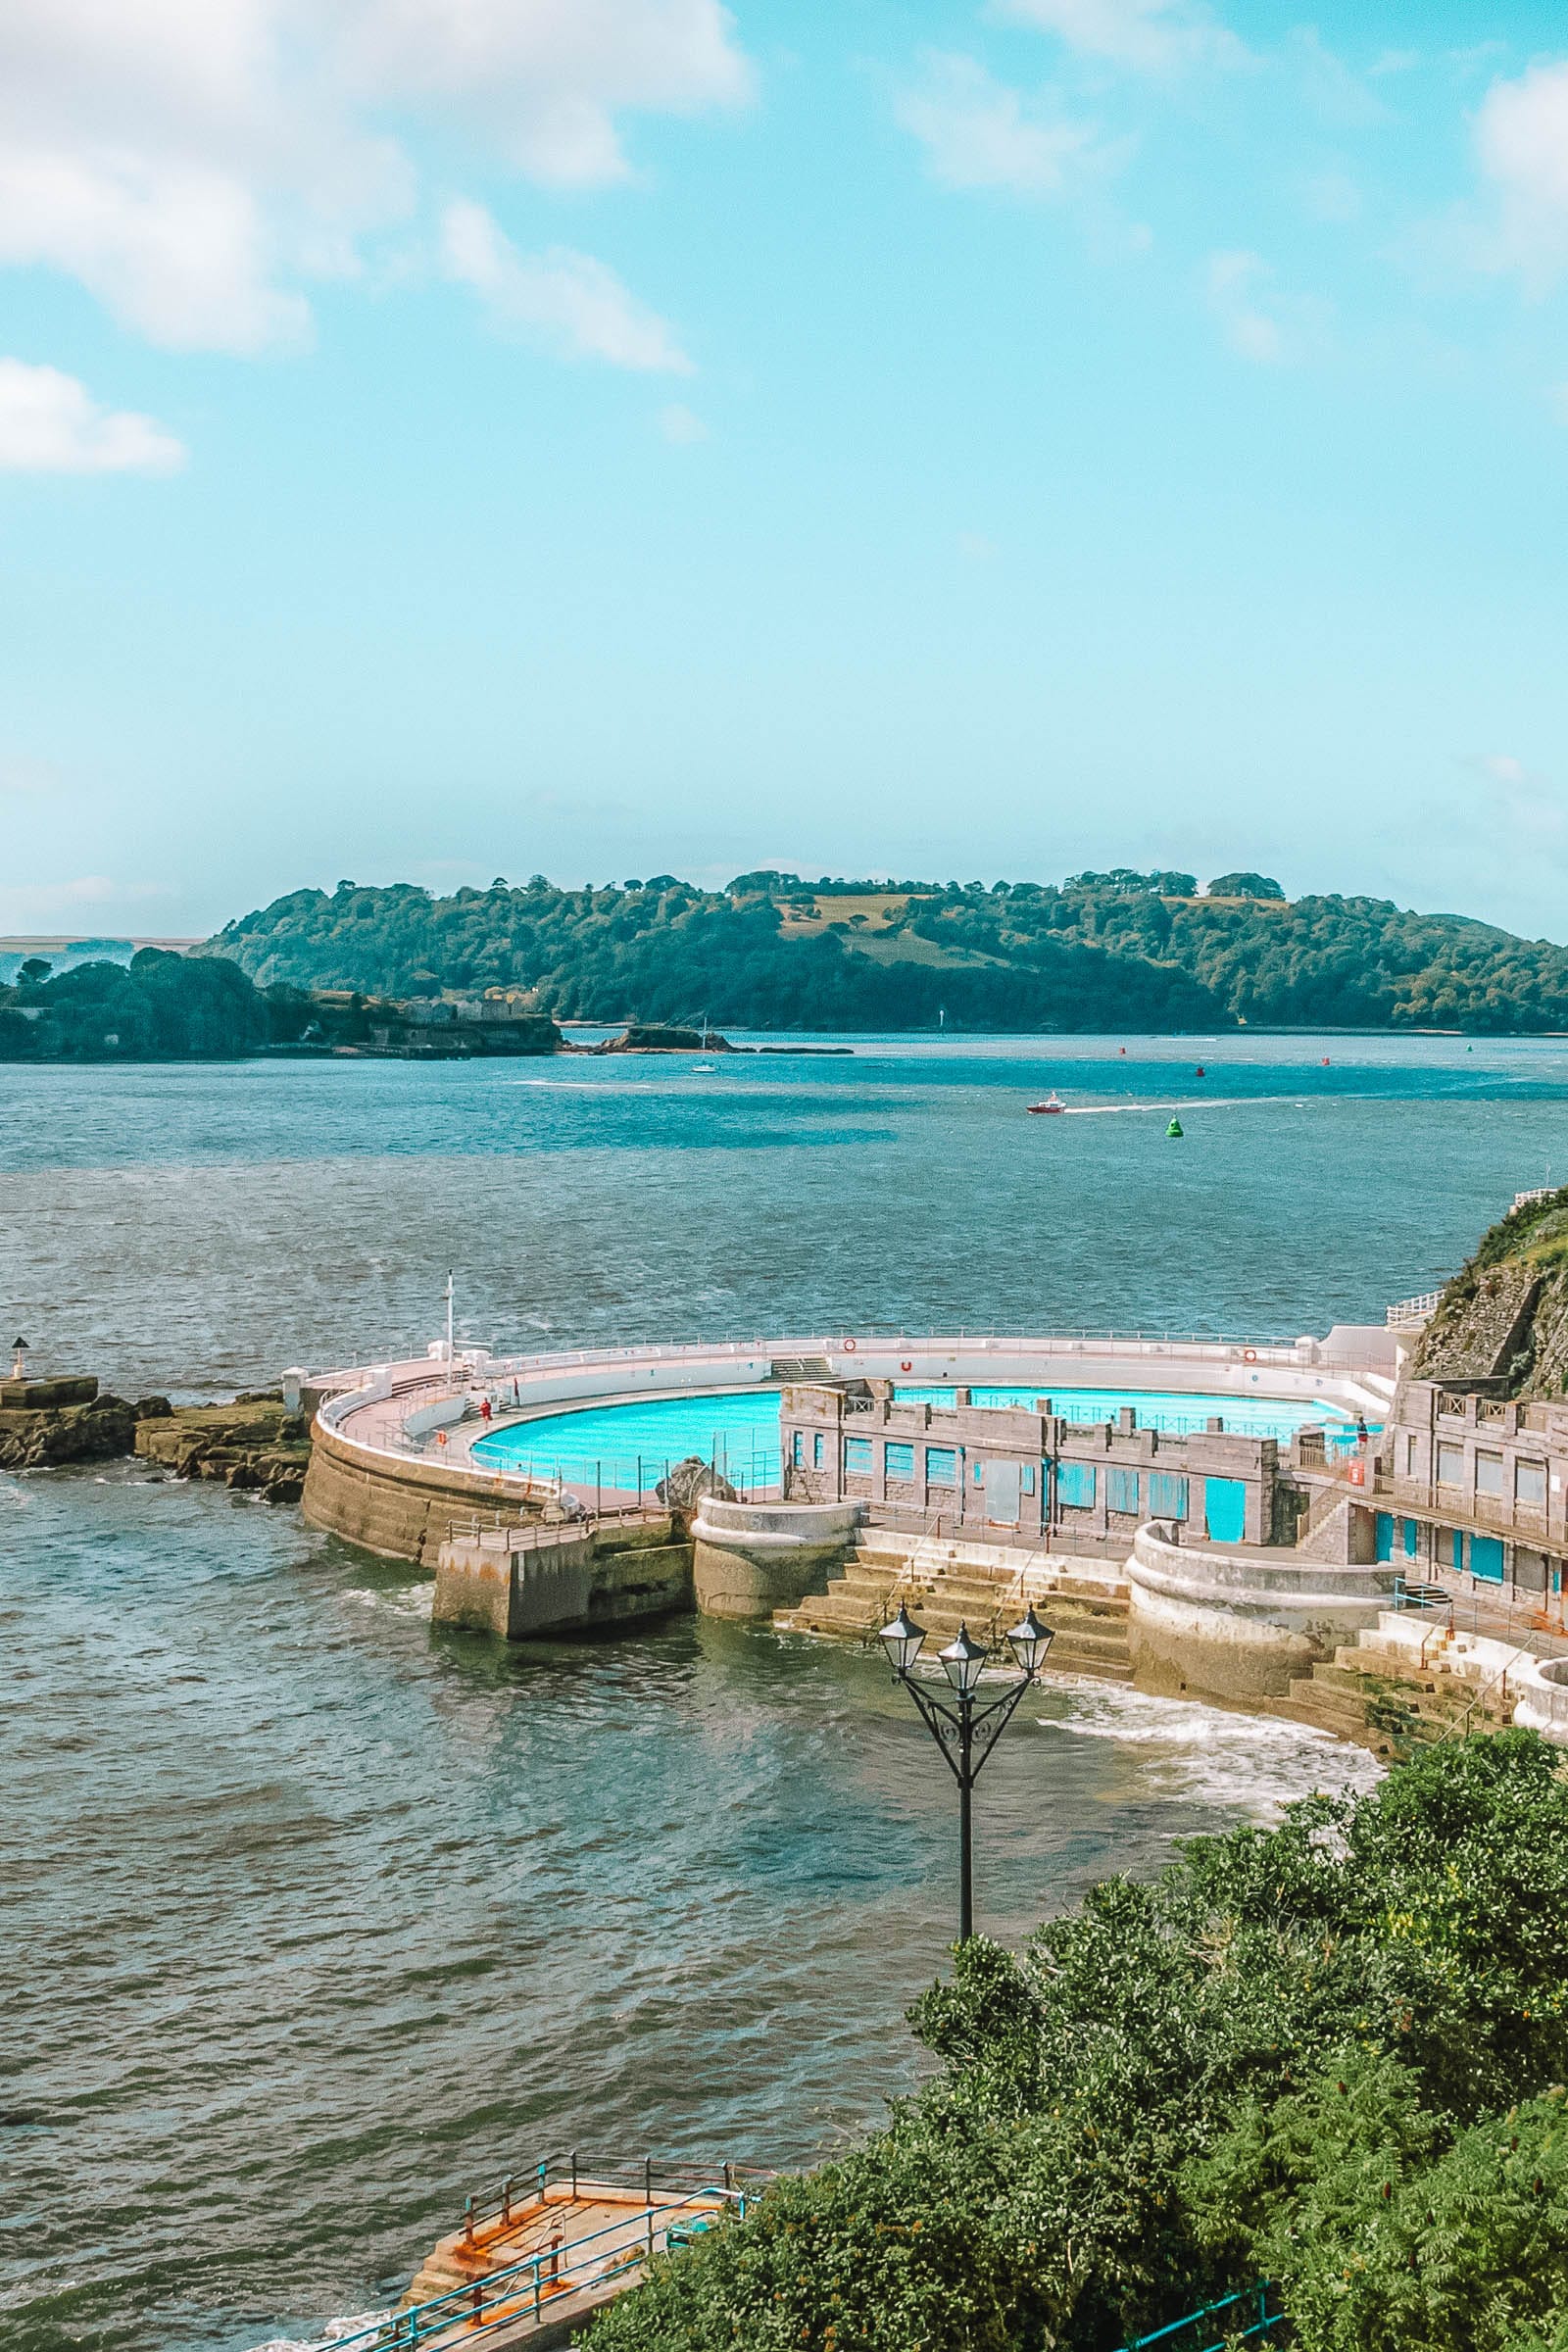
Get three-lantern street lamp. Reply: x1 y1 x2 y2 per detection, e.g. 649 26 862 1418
878 1603 1054 1944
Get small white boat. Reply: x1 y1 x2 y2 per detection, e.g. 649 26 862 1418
692 1061 716 1073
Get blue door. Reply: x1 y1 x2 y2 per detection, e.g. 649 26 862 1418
1203 1477 1247 1544
1471 1535 1505 1584
1375 1512 1394 1563
1402 1518 1419 1560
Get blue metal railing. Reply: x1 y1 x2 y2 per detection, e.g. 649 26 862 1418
1116 2280 1284 2352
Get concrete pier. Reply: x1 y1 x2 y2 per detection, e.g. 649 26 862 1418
690 1496 861 1620
432 1516 693 1639
1128 1519 1400 1702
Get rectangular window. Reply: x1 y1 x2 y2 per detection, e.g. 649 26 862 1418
1056 1461 1097 1509
1518 1459 1548 1507
791 1430 804 1468
1405 1434 1418 1476
1436 1441 1465 1487
1475 1450 1505 1495
1020 1462 1036 1495
1107 1467 1140 1515
973 1460 984 1487
812 1432 825 1469
884 1442 915 1483
1148 1470 1189 1521
925 1446 957 1488
844 1436 872 1475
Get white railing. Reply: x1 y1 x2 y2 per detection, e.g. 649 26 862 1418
1386 1291 1443 1328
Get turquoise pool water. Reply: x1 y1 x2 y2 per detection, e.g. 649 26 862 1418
469 1382 1363 1491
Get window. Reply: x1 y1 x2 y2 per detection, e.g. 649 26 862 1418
973 1460 984 1487
1405 1434 1418 1476
1020 1462 1036 1495
1475 1450 1505 1495
791 1431 804 1468
1436 1441 1465 1487
1056 1461 1097 1509
1518 1459 1548 1507
1149 1471 1189 1520
925 1446 957 1488
813 1432 825 1469
884 1442 915 1483
844 1436 872 1475
1107 1467 1140 1515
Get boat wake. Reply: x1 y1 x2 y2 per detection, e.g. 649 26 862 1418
1058 1095 1312 1115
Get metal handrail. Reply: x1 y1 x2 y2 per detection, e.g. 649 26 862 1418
299 2160 758 2352
1116 2280 1283 2352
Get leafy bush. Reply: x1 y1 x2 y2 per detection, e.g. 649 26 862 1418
591 1736 1568 2352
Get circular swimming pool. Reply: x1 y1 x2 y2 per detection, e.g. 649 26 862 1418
469 1384 1365 1492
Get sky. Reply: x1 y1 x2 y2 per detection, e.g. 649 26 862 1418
4 2 1568 942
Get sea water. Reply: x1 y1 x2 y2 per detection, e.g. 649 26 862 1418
4 1032 1565 2350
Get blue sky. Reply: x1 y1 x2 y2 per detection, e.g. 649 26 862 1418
4 1 1568 940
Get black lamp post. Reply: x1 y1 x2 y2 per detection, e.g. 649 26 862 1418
878 1602 1054 1943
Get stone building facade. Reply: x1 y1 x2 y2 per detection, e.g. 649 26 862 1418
778 1381 1282 1555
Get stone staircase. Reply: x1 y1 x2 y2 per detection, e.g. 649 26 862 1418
774 1531 1133 1684
1270 1614 1523 1754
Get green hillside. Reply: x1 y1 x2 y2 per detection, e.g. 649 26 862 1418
196 869 1568 1034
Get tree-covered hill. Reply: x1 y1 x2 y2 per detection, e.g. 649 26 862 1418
197 869 1568 1033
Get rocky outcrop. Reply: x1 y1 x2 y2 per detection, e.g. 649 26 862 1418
0 1394 165 1470
657 1455 739 1509
134 1396 311 1502
1405 1188 1568 1400
594 1025 736 1054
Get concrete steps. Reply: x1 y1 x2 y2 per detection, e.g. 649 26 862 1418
1269 1627 1518 1754
776 1535 1134 1685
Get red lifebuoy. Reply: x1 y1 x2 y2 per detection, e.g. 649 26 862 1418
900 1359 912 1373
1243 1348 1257 1363
842 1337 858 1352
436 1429 448 1446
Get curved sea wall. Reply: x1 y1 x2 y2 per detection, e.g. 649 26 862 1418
1513 1655 1568 1745
691 1497 862 1620
303 1414 547 1566
1129 1520 1400 1702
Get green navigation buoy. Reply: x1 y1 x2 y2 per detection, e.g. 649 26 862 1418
1166 1116 1184 1138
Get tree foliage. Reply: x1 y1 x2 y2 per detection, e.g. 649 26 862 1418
0 947 266 1059
194 873 1568 1033
591 1735 1568 2352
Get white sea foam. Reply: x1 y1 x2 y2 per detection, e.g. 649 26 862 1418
246 2314 391 2352
342 1583 435 1622
1036 1678 1382 1820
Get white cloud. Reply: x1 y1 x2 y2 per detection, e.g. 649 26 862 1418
0 875 165 927
1472 60 1568 286
659 402 708 442
441 199 692 371
1204 250 1330 366
896 53 1117 199
0 755 68 793
0 0 750 352
0 360 184 473
992 0 1246 74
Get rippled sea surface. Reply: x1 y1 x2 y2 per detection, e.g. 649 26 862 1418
5 1032 1567 2351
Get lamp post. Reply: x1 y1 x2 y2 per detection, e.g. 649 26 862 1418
878 1603 1054 1943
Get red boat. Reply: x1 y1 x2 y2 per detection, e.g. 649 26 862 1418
1027 1092 1067 1114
